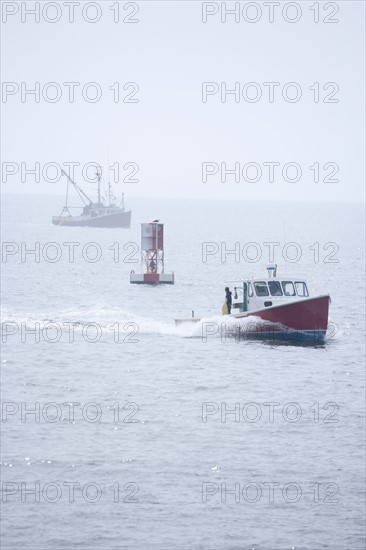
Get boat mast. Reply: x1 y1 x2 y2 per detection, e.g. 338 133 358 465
108 178 112 206
96 168 102 205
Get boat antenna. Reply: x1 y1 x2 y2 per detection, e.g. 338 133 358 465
108 175 113 207
96 167 102 205
60 168 92 206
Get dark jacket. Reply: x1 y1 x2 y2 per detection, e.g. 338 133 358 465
225 290 232 304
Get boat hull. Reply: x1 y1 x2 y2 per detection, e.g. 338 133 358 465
232 295 330 342
52 210 131 228
175 295 331 343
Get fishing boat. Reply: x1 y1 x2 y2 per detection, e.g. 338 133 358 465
52 168 131 228
176 264 331 343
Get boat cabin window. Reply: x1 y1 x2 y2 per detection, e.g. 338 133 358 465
268 281 283 296
282 281 295 296
248 282 253 297
254 281 269 297
295 281 309 297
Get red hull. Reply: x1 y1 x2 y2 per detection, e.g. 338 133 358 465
233 295 330 333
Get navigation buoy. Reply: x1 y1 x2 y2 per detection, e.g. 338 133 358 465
130 222 174 285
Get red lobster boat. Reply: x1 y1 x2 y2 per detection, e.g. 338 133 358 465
228 264 330 342
176 264 331 343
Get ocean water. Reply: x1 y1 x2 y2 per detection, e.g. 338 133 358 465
1 194 365 550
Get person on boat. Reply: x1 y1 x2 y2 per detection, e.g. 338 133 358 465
149 259 156 272
225 287 232 314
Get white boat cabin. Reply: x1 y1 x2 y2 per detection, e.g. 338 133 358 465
231 264 310 313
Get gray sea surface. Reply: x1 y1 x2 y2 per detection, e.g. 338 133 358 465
1 194 365 550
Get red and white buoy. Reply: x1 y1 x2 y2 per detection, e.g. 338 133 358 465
130 222 174 284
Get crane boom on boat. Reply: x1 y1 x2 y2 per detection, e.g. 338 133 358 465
60 168 93 207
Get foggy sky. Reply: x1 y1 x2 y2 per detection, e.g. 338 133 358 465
1 0 365 202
